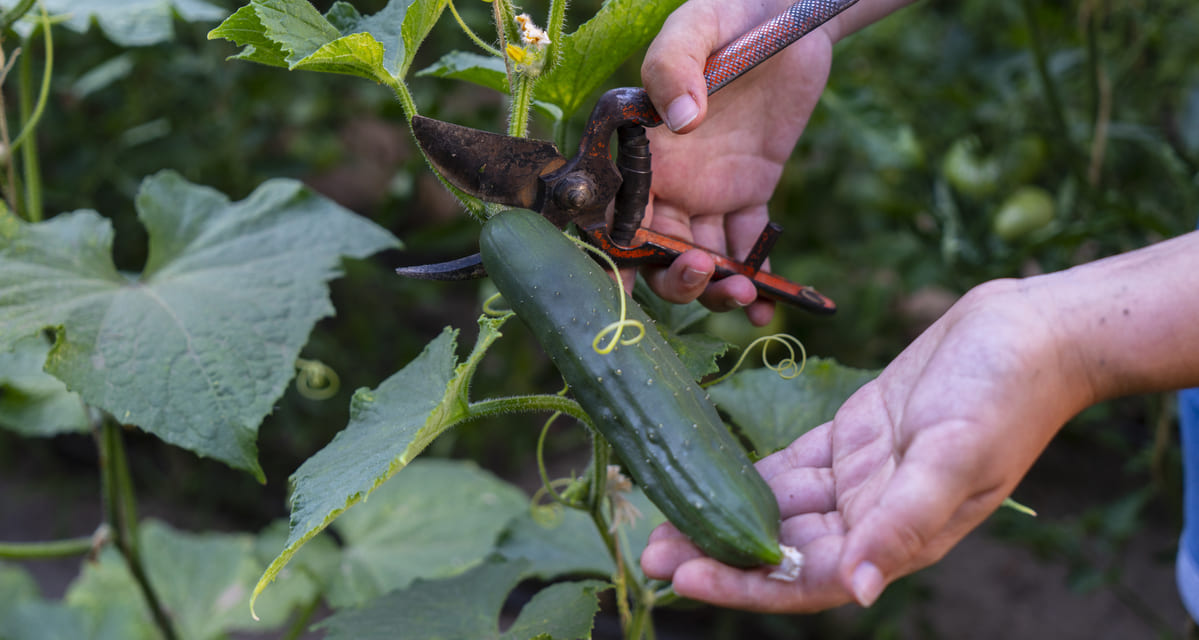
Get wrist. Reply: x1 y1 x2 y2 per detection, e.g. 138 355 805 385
1013 232 1199 405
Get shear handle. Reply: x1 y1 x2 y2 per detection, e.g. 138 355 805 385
578 223 836 314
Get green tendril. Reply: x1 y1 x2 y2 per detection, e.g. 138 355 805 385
482 292 512 317
1002 497 1038 517
703 333 808 388
447 0 503 58
563 234 646 354
294 358 340 400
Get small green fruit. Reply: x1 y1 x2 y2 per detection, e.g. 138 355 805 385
992 186 1055 241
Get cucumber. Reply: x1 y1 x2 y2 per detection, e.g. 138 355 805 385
480 209 782 567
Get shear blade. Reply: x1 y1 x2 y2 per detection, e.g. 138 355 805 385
396 253 486 281
411 115 565 209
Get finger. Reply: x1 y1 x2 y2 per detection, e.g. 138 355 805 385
670 534 854 613
641 524 703 580
698 275 758 311
641 3 720 132
756 422 834 481
767 466 837 519
744 298 777 327
642 249 715 304
837 439 980 607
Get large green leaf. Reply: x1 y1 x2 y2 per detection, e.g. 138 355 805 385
208 0 447 83
495 489 664 581
319 558 609 640
536 0 685 118
0 333 88 437
0 171 399 479
708 357 877 455
252 316 513 610
0 0 226 46
64 520 318 640
323 459 528 608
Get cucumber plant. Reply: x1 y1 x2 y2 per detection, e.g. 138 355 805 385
0 1 875 639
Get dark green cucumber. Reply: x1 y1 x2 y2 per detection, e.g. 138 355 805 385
480 209 782 567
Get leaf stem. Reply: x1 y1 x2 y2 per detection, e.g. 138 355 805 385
0 0 34 32
465 393 590 425
544 0 567 70
0 536 94 559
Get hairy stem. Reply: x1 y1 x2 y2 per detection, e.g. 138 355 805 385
466 394 590 425
507 72 536 138
545 0 567 71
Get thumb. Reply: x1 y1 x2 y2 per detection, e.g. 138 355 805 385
641 3 721 132
837 459 973 607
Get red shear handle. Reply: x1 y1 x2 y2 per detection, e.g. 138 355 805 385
584 226 836 314
703 0 861 94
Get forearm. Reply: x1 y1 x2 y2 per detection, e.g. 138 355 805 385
824 0 921 44
1023 231 1199 405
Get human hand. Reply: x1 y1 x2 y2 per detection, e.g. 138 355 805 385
641 278 1095 611
639 0 834 326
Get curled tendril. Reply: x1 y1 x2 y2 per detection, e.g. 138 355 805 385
703 333 808 388
563 234 646 354
482 292 513 317
531 383 585 510
294 358 340 400
592 319 646 355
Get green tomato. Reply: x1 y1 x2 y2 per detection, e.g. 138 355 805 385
941 137 1002 200
991 186 1055 241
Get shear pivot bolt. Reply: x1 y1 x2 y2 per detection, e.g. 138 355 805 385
553 174 597 211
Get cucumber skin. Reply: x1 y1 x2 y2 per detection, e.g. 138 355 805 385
480 209 782 567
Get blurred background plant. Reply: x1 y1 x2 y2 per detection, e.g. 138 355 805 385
1 0 1197 638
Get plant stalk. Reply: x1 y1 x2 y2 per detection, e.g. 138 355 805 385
281 594 322 640
508 72 536 138
0 0 35 32
99 422 178 640
13 6 50 222
465 394 591 426
0 536 94 559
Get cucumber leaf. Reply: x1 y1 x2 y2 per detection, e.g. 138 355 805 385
0 0 226 46
319 557 610 640
709 357 877 455
0 171 399 480
0 333 88 437
416 50 566 123
252 315 513 612
322 459 528 608
64 520 318 639
496 489 664 581
417 50 507 92
209 0 447 83
536 0 684 118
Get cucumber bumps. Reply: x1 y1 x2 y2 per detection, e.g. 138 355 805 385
480 209 783 567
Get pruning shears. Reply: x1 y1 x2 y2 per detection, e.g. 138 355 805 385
398 0 861 315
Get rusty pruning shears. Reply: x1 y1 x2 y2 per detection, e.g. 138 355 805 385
398 0 861 314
